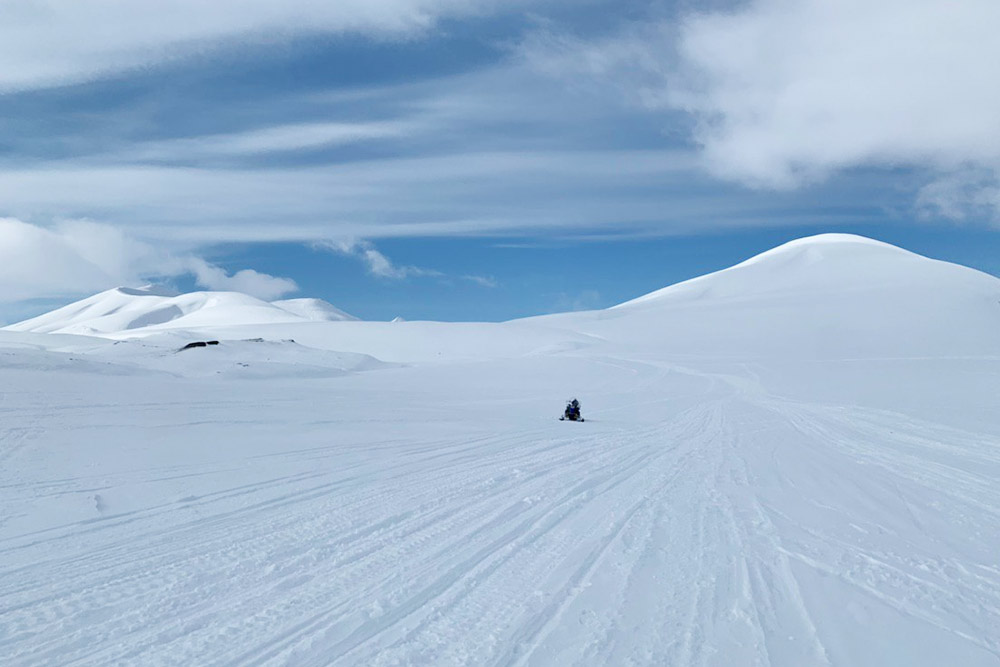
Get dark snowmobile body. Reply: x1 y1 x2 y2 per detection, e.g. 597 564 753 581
560 399 584 422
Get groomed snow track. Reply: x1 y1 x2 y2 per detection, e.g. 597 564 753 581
2 354 998 666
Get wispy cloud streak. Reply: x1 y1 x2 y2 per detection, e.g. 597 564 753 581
0 0 547 91
317 239 442 279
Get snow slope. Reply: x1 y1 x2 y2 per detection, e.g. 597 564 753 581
3 287 356 335
542 233 1000 360
616 233 930 306
272 298 358 322
1 234 999 666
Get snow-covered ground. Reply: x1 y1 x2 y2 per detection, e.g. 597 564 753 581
2 234 999 665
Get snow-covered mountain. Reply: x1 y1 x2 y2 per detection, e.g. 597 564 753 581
615 233 993 306
8 234 998 361
541 233 1000 360
4 287 357 335
271 298 357 322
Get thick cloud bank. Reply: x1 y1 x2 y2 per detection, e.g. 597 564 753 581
670 0 1000 216
0 218 296 303
525 0 1000 220
671 0 999 185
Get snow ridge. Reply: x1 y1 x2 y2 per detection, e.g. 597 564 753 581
4 287 356 335
614 232 997 308
272 298 357 322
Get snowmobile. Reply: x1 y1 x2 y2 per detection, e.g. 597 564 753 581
559 398 584 422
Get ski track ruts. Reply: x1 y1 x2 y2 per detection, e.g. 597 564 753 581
0 425 45 530
0 425 578 569
332 408 716 664
782 405 1000 510
0 426 43 467
205 423 682 666
754 397 1000 660
286 402 716 664
1 427 591 597
588 393 840 667
207 407 710 666
1 434 584 664
501 443 701 667
306 404 720 660
236 418 700 666
1 429 559 652
0 412 693 666
545 402 725 667
15 364 997 666
500 495 653 667
671 402 730 667
220 443 659 665
559 412 721 667
0 427 558 550
717 406 832 667
575 452 709 667
499 396 813 667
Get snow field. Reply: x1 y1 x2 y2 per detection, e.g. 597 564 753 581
2 353 999 665
2 234 1000 665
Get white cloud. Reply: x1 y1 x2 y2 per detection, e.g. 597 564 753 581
318 239 441 279
185 259 298 300
522 1 1000 217
461 274 498 288
0 218 126 301
518 23 675 109
317 239 500 287
0 149 704 242
0 56 738 241
0 0 537 91
0 218 297 303
129 121 414 161
917 169 1000 223
668 0 1000 190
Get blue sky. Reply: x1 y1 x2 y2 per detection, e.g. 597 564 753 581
1 0 999 322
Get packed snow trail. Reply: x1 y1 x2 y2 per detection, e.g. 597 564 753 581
1 352 998 666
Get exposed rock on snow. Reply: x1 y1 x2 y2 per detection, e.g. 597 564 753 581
178 340 220 351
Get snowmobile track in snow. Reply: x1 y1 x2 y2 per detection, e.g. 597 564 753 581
1 355 999 666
